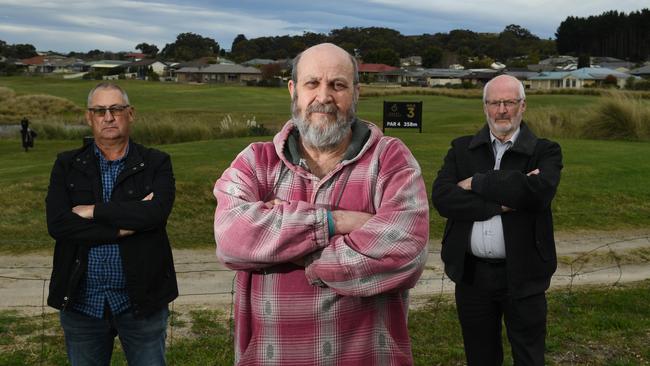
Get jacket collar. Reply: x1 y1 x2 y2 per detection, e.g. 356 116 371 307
468 121 538 156
72 140 144 173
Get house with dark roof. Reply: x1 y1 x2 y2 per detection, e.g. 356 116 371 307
175 64 262 84
125 59 168 79
20 55 85 73
242 58 276 67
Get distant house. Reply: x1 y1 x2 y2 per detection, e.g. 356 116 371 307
125 59 168 79
358 63 400 82
175 64 262 84
529 56 577 72
591 57 635 72
242 58 276 67
529 67 637 90
174 56 234 70
630 64 650 79
463 69 500 86
422 69 470 87
503 70 541 89
20 55 85 73
125 52 146 61
400 56 422 67
88 60 131 71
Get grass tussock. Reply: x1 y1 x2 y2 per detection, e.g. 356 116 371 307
526 91 650 141
0 87 16 103
583 92 650 141
132 113 272 145
0 87 82 123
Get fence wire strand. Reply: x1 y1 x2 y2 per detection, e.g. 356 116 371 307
1 234 648 363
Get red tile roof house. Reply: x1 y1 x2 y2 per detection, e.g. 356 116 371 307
358 63 400 83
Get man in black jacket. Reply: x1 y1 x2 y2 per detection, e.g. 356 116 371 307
46 82 177 366
432 75 562 365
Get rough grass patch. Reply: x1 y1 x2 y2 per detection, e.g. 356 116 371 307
0 93 82 123
583 92 650 140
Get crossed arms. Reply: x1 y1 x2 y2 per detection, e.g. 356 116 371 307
46 154 175 245
214 141 430 296
432 139 563 221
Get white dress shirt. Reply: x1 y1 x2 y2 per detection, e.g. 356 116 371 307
470 128 520 259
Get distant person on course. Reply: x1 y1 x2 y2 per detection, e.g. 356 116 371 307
432 74 563 365
213 43 429 365
46 82 178 366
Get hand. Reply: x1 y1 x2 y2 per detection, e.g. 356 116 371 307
142 192 154 200
501 205 513 213
72 205 95 219
264 198 286 209
527 169 540 176
457 176 472 190
331 210 373 234
118 229 135 237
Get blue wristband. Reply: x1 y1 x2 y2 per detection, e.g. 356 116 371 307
326 210 335 237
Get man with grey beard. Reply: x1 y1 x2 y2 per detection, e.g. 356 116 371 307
432 75 563 365
213 43 429 365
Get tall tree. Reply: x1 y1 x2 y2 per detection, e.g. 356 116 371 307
556 8 650 61
362 48 400 66
135 43 159 58
161 33 220 61
0 41 37 59
421 46 443 68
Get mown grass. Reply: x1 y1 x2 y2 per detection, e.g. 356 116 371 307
0 79 649 251
2 131 649 252
2 280 649 365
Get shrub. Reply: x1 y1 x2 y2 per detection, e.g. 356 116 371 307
526 92 650 141
583 92 650 140
0 92 83 123
525 107 587 139
0 87 16 103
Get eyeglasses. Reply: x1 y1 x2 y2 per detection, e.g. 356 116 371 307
88 105 130 118
485 99 523 109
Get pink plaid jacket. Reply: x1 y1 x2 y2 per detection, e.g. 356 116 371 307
214 120 429 365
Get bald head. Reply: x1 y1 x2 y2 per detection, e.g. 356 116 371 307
483 74 525 103
291 43 359 86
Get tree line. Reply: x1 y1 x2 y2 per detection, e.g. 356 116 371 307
229 25 555 68
2 8 650 67
556 8 650 62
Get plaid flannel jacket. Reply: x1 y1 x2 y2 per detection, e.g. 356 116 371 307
214 120 429 366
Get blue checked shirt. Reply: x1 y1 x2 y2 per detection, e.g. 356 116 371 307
73 144 130 318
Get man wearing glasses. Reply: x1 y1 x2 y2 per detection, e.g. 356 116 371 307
432 75 563 365
46 82 177 365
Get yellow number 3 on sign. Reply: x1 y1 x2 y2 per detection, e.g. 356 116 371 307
406 105 415 118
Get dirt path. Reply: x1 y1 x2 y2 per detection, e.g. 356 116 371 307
1 230 648 315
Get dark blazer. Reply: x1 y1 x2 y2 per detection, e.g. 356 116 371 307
46 141 178 317
432 123 563 298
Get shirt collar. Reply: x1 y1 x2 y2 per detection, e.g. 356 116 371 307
490 127 520 146
93 142 129 163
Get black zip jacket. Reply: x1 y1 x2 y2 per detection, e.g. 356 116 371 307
46 141 178 317
431 123 563 298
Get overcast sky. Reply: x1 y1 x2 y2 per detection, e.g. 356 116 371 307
0 0 647 53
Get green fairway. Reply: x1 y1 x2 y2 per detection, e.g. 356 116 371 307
0 78 648 252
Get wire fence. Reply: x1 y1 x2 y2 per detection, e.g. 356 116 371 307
1 234 649 362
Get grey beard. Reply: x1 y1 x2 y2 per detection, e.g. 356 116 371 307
292 101 356 151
